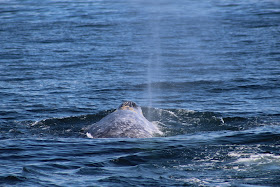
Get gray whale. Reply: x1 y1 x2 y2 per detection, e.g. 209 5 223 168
86 101 162 138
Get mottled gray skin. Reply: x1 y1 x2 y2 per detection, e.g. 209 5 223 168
86 101 161 138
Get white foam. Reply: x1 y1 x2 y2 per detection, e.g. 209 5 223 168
235 153 280 164
228 152 280 172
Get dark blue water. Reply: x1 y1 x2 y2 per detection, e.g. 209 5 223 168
1 0 280 186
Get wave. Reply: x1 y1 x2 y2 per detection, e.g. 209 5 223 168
15 107 278 142
1 108 280 187
135 78 280 92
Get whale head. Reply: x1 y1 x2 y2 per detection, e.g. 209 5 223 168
118 101 143 116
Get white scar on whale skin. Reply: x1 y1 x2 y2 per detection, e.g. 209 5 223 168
86 101 162 138
86 132 94 139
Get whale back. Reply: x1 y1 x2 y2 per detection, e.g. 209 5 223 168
86 103 161 138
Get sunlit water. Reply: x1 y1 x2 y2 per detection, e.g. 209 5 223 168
1 0 280 186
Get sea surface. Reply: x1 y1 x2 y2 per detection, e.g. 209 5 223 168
1 0 280 186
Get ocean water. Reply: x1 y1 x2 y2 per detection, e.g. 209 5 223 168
1 0 280 186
